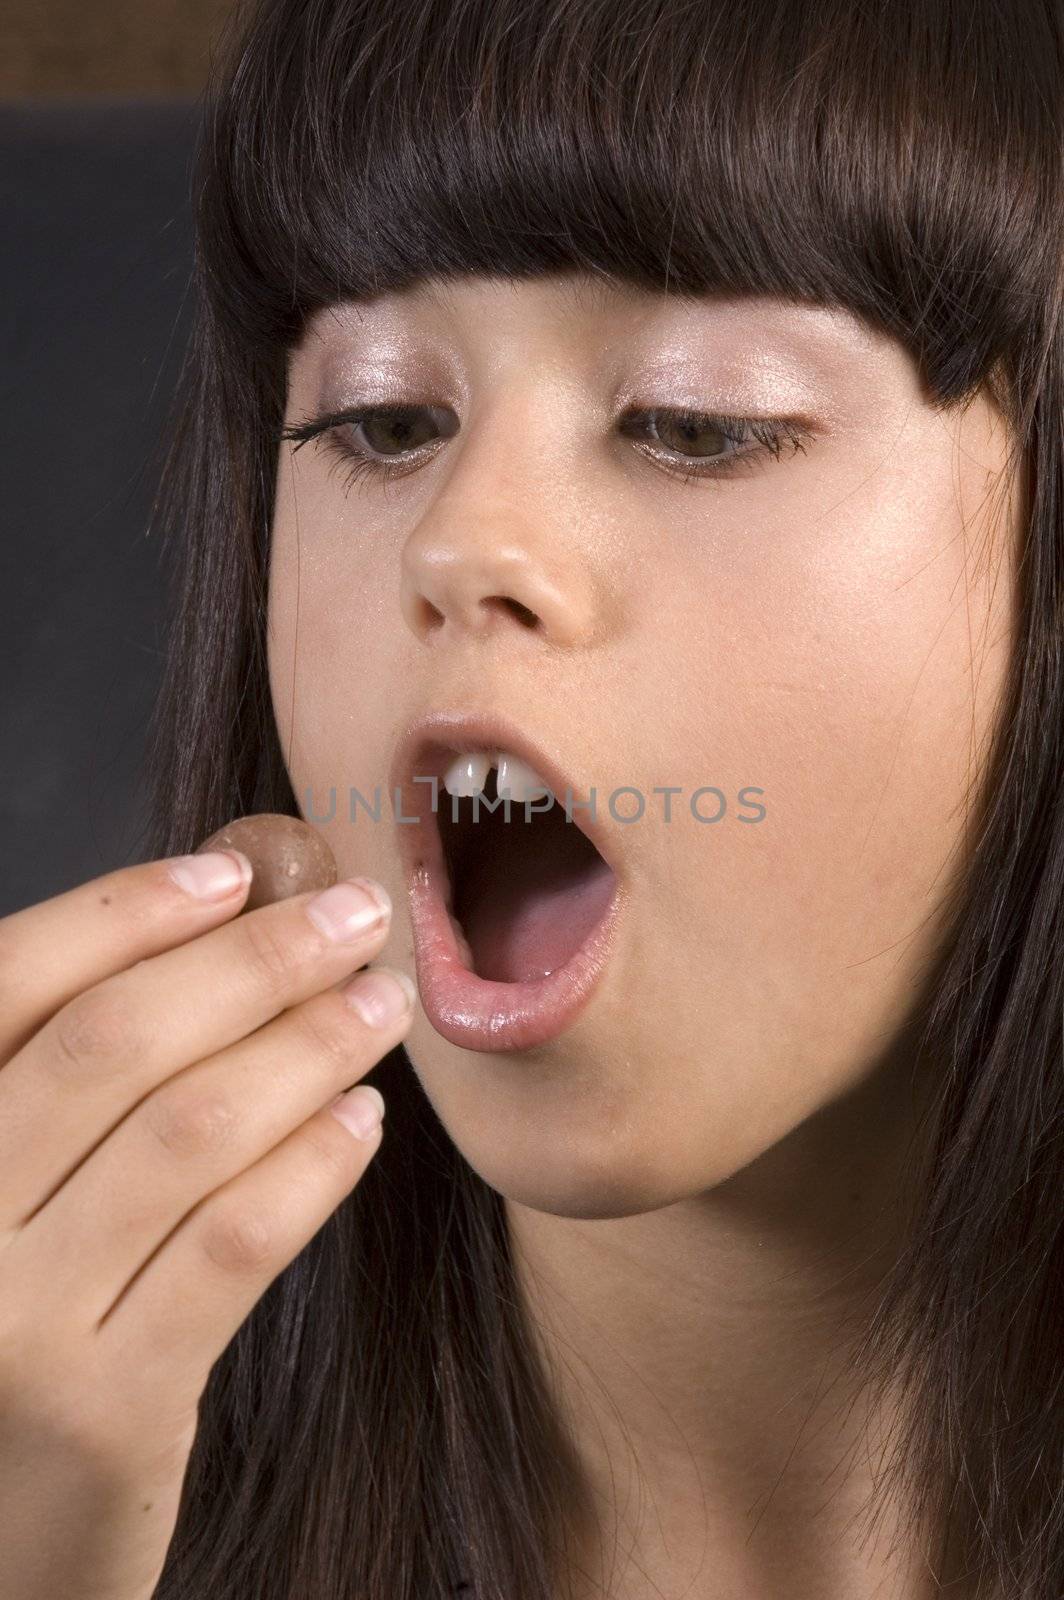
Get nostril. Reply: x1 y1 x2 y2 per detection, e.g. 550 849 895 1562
484 596 541 629
417 598 445 632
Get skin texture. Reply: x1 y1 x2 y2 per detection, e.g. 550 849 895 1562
269 274 1020 1598
0 852 412 1600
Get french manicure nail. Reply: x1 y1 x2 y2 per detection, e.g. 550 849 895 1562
169 850 251 900
329 1084 385 1140
343 967 416 1027
305 878 391 942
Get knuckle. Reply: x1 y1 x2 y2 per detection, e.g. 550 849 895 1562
290 996 360 1073
47 1392 121 1465
60 1407 145 1486
125 861 184 928
237 908 304 987
0 1353 128 1474
295 1115 361 1182
143 1083 240 1160
200 1202 277 1274
48 983 140 1081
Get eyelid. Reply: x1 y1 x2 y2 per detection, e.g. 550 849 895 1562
278 400 818 486
281 402 455 448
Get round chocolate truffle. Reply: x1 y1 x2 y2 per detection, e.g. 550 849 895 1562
195 813 337 912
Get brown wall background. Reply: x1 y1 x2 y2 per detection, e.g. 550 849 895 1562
1 0 236 98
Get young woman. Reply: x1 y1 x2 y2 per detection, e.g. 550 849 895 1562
1 1 1061 1596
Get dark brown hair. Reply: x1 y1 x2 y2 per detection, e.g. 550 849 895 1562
143 2 1063 1595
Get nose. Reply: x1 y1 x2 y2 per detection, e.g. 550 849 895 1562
399 499 608 650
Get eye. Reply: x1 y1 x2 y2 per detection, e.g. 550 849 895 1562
617 407 813 482
278 401 812 494
280 404 457 492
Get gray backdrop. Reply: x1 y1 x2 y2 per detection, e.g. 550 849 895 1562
1 100 198 915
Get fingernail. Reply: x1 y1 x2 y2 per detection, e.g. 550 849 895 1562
169 850 251 900
329 1084 385 1140
305 878 391 942
343 967 416 1027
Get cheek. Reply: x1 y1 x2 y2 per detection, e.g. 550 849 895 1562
267 499 407 895
267 493 394 763
635 452 1015 1133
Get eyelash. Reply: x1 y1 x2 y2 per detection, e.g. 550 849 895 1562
277 403 813 493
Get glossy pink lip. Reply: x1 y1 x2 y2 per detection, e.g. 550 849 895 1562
389 710 627 1052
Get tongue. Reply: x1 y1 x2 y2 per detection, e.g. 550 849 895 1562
454 812 617 983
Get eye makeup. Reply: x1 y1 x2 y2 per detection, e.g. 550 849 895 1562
278 399 817 494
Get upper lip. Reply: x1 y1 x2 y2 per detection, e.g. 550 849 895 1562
388 708 624 883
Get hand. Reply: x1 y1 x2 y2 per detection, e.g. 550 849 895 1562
0 849 414 1600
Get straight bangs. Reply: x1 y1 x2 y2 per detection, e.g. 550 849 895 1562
202 0 1058 423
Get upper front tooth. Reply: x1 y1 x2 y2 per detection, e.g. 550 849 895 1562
443 751 493 797
496 752 552 803
441 749 554 802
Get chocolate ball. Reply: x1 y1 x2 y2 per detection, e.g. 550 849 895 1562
195 813 337 912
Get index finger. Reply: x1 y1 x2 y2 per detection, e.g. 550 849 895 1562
0 852 253 1063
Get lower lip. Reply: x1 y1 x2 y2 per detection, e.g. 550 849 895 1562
405 845 626 1053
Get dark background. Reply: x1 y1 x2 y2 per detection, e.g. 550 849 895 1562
0 99 201 914
2 0 233 915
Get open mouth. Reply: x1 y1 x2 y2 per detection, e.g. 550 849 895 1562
437 764 619 984
390 715 626 1052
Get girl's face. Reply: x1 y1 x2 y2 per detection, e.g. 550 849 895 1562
269 275 1019 1215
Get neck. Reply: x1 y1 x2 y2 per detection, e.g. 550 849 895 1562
505 1048 960 1599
